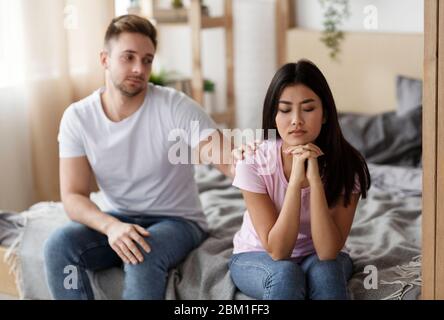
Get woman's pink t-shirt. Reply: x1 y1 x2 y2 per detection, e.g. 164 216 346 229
232 138 361 260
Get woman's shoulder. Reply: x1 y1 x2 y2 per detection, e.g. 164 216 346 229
235 139 281 180
255 138 282 156
338 172 362 195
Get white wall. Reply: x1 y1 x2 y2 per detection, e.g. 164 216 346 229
155 0 278 131
296 0 423 33
233 0 276 130
115 0 424 131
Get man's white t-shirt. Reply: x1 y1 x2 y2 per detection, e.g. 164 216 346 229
58 83 218 231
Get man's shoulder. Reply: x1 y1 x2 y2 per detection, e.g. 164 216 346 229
63 88 101 119
149 83 187 105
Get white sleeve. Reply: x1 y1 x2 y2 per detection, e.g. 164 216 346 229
172 93 218 149
58 106 86 158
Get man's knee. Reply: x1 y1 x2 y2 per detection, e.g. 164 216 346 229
44 222 89 265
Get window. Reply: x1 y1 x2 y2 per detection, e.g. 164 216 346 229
115 0 133 16
0 0 24 87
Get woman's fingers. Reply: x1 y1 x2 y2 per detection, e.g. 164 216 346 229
285 144 324 156
289 148 317 156
305 143 324 156
291 150 317 159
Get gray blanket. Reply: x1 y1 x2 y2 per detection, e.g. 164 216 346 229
8 163 422 300
346 163 422 299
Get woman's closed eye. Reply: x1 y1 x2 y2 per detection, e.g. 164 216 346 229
279 108 314 113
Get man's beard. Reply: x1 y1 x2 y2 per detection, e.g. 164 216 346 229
113 77 146 97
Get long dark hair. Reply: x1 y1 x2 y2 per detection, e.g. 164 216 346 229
262 59 371 208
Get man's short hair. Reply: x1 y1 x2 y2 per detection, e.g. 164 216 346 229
105 14 157 49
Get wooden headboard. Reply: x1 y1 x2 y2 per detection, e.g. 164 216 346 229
284 28 424 114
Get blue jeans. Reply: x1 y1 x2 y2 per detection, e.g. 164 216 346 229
229 251 353 300
43 213 206 300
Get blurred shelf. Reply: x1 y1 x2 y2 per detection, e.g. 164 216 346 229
133 0 235 128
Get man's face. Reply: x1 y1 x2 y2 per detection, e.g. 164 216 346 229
103 32 156 97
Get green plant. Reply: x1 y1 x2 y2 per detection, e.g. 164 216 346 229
171 0 183 9
204 79 215 92
319 0 350 60
149 69 168 86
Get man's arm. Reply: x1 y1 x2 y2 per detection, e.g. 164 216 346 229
193 129 235 179
60 157 150 264
60 157 118 233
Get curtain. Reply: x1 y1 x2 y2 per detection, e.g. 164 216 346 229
0 0 114 211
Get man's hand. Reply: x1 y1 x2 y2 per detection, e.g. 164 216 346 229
105 220 151 265
195 130 263 179
230 140 263 176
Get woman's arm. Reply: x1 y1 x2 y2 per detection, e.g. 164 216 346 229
308 158 360 260
241 147 312 261
241 182 303 261
194 130 235 179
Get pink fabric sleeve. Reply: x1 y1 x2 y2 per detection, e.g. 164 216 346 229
352 174 362 194
232 157 267 194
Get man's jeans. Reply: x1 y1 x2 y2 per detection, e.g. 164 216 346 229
43 213 206 300
229 251 353 300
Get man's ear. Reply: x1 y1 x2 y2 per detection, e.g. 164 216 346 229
100 50 109 69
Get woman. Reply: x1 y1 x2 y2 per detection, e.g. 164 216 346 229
229 59 371 300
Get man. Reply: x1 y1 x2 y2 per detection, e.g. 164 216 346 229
43 14 239 300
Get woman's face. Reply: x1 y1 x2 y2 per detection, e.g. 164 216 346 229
275 84 324 147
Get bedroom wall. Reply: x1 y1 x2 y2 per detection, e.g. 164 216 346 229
296 0 423 33
286 29 424 113
287 0 424 114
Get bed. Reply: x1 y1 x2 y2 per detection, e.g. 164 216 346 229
1 138 423 300
1 84 424 301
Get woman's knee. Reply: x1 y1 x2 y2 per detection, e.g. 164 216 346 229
308 258 343 279
270 260 303 281
306 258 349 299
307 253 352 280
264 260 305 299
